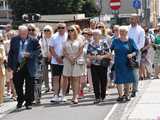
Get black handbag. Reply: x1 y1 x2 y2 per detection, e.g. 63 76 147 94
127 40 139 68
128 56 139 68
101 58 110 68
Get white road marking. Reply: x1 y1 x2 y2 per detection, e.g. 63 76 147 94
104 103 118 120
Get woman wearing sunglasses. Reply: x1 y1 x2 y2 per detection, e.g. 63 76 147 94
39 25 53 94
63 25 85 104
27 24 39 39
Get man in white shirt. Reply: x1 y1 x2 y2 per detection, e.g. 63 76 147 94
49 23 68 102
128 14 145 97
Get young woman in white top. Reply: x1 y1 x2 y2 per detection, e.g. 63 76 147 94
63 25 85 104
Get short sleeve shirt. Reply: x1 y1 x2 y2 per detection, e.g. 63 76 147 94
87 39 110 65
49 32 68 65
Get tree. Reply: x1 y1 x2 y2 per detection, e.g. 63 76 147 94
8 0 98 20
82 0 99 17
9 0 43 20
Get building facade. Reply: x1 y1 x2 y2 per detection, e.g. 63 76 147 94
100 0 160 26
0 0 12 24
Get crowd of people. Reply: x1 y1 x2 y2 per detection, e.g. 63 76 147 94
0 14 160 110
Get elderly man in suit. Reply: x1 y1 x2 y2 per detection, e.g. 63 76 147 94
8 25 40 109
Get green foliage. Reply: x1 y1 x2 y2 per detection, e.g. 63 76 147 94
8 0 99 20
82 0 99 17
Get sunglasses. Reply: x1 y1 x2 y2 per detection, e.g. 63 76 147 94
96 26 104 29
68 29 74 32
58 27 65 29
82 32 88 35
28 29 35 32
44 29 50 32
82 32 92 36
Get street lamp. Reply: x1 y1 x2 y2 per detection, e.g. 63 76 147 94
22 13 41 22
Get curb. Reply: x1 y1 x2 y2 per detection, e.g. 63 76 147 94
120 80 151 120
0 102 16 119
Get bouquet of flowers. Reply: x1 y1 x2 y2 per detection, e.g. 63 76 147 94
17 51 30 72
17 58 27 72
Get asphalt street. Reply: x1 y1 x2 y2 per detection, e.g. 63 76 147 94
1 80 150 120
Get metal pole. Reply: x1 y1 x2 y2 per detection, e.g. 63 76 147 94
144 0 150 27
99 0 102 22
146 0 150 27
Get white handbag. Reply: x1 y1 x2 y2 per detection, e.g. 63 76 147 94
76 57 86 65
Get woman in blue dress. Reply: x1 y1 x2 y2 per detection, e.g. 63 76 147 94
111 26 138 102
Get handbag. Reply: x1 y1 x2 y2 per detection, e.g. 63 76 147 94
101 58 110 68
128 57 139 68
76 57 86 65
127 39 139 68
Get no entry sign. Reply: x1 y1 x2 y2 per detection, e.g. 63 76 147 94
110 0 121 10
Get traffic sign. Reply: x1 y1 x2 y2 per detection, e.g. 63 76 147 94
112 10 119 15
132 0 141 9
110 0 121 10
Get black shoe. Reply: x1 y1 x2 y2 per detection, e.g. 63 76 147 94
93 99 100 104
131 92 136 97
116 97 124 102
45 89 50 93
16 103 22 109
123 95 131 101
100 97 105 102
25 102 32 109
72 101 78 104
25 105 32 110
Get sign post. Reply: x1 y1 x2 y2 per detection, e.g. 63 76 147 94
110 0 121 24
132 0 141 9
110 0 121 10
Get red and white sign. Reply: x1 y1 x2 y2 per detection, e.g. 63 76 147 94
110 0 121 10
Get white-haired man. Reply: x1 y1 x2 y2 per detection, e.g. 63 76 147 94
8 25 40 109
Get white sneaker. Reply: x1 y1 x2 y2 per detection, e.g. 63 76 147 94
59 91 63 97
59 96 67 102
50 95 59 102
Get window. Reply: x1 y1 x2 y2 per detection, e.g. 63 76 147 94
0 1 3 9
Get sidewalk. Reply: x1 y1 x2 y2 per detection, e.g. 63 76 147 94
128 79 160 120
0 95 16 119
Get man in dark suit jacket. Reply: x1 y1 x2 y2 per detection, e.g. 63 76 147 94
8 25 40 109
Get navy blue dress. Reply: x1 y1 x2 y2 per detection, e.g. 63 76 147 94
111 38 138 84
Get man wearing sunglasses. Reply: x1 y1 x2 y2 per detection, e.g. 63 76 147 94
50 23 68 102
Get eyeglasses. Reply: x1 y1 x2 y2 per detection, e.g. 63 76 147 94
44 29 50 32
68 29 74 33
28 28 35 32
58 27 65 29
